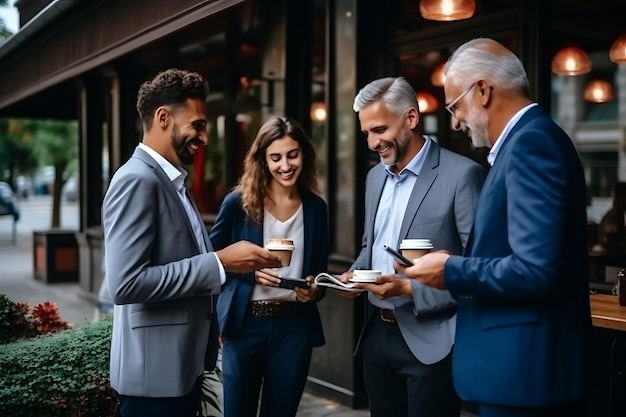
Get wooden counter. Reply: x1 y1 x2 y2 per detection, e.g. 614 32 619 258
590 293 626 331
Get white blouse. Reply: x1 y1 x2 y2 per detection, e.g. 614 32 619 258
250 204 304 302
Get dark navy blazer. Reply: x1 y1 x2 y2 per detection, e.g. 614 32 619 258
209 189 328 347
445 105 592 407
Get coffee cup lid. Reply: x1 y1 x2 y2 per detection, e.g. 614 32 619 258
265 238 295 250
265 243 295 250
353 269 382 276
399 239 433 249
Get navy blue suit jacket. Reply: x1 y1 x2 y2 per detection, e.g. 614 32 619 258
445 105 591 407
209 189 328 347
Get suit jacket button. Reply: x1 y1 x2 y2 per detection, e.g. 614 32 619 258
206 315 211 320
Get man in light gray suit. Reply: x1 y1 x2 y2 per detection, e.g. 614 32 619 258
341 77 486 417
102 68 281 417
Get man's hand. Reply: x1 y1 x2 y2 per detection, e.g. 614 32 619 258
352 274 413 299
398 250 450 290
335 271 361 299
216 240 282 273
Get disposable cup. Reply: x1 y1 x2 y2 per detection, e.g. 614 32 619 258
399 238 433 260
351 269 382 282
265 238 295 267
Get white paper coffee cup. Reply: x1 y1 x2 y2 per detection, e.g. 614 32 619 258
265 238 295 267
399 239 433 260
352 269 382 282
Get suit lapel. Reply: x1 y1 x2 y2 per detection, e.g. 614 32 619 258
367 165 387 259
465 105 544 256
397 140 439 245
478 105 545 198
184 189 211 251
133 147 202 252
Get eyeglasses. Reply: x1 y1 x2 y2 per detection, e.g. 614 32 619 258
445 81 477 117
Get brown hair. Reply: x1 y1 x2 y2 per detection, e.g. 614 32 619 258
236 117 319 223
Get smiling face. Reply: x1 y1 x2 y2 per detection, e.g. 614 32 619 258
265 135 303 190
445 80 491 149
167 98 208 166
463 100 490 149
358 101 416 170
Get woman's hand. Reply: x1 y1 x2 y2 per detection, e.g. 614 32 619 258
255 268 282 286
294 275 319 302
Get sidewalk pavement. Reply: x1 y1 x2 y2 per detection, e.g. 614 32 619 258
0 196 370 417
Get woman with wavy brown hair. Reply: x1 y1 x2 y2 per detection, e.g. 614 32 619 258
210 116 329 417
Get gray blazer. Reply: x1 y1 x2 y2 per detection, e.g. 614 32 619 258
352 139 486 364
102 147 222 397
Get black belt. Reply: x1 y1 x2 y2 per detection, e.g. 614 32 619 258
247 301 300 318
377 308 396 323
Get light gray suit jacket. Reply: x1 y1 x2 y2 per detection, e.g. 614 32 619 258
352 139 486 364
102 147 222 397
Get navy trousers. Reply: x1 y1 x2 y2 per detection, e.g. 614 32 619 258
117 375 203 417
221 313 312 417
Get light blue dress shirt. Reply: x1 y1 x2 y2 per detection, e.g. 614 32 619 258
369 137 431 309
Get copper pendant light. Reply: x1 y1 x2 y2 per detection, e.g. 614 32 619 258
419 0 476 21
583 79 615 103
416 91 439 113
430 62 446 87
551 46 592 76
310 102 327 122
609 34 626 63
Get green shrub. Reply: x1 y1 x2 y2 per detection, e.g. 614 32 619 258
0 315 117 417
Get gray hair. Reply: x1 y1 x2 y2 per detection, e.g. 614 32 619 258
353 77 419 118
444 38 530 97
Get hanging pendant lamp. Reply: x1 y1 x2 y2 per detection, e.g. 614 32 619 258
416 91 439 113
551 46 592 76
419 0 475 22
310 102 327 122
609 34 626 63
583 79 615 103
430 62 446 87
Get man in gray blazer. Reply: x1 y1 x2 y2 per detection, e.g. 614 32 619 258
342 77 486 417
102 68 281 417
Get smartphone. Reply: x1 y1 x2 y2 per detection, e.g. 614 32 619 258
383 244 414 267
278 276 310 290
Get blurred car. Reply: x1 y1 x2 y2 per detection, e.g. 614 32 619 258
34 166 55 195
0 181 12 200
0 181 20 221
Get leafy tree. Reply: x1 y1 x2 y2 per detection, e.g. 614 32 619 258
0 0 14 42
30 119 78 228
0 118 38 191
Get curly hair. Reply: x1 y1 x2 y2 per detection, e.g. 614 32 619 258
136 68 209 130
236 117 320 224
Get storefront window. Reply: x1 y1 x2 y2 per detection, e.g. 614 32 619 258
333 0 357 258
311 0 328 202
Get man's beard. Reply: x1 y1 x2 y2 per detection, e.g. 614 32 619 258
171 124 195 165
465 103 490 149
381 126 412 166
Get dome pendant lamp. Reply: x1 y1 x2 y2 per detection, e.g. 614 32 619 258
430 61 446 87
609 34 626 63
419 0 476 22
583 79 615 103
551 46 592 76
416 91 439 113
